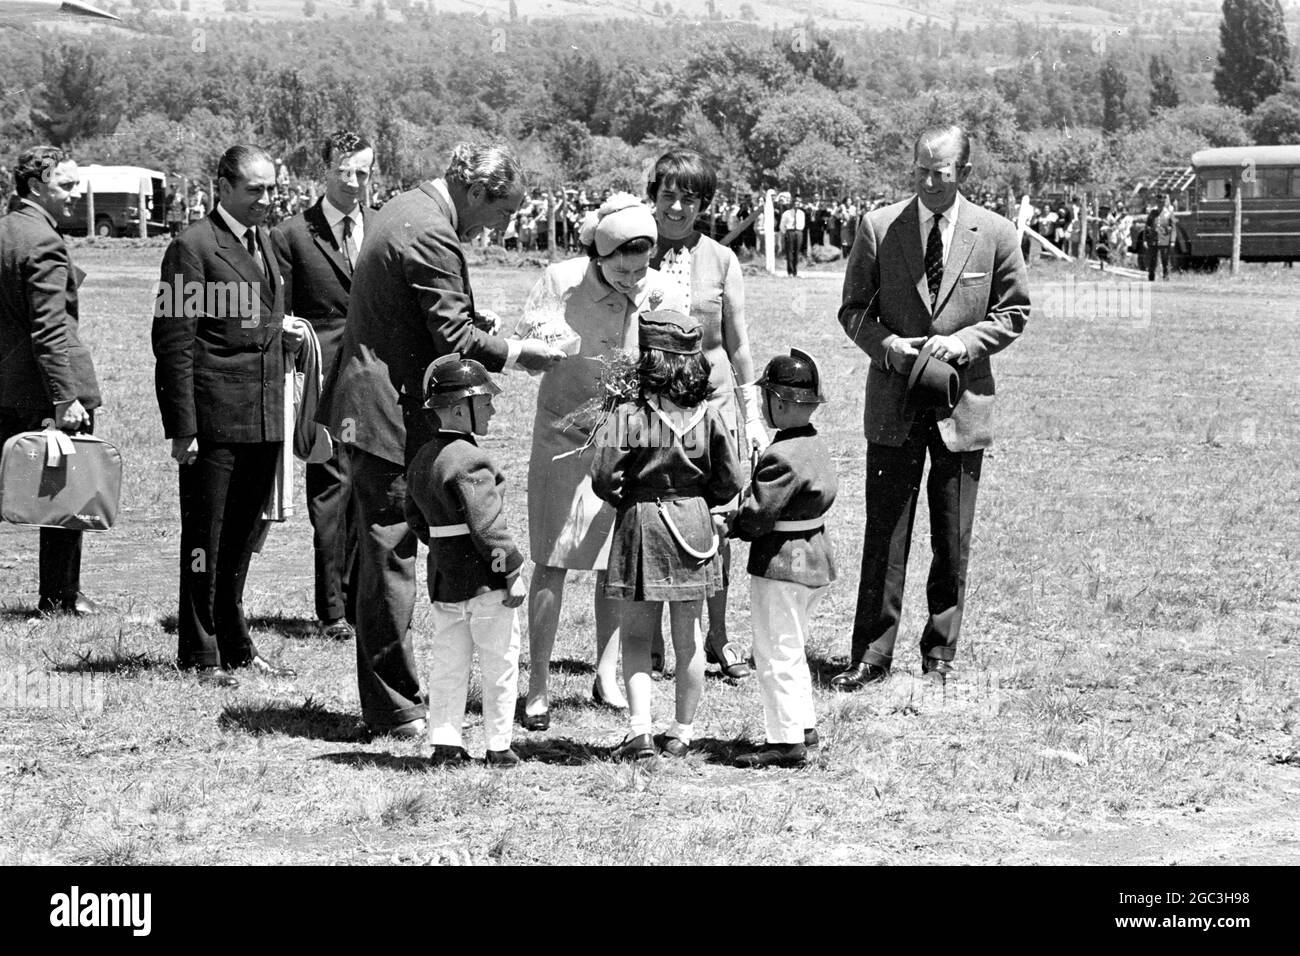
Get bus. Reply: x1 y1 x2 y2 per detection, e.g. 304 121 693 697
1177 145 1300 268
62 165 167 238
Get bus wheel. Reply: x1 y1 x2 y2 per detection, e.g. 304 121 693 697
95 218 115 238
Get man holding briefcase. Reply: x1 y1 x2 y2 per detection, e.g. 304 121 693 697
0 146 104 615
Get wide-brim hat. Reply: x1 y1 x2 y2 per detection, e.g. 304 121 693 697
639 309 701 354
906 341 960 411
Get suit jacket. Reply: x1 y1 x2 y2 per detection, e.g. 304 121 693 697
404 429 525 604
0 203 101 413
838 196 1029 451
270 198 368 374
730 424 838 588
152 212 287 443
319 182 509 467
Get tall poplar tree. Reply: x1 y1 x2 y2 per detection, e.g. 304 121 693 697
1214 0 1294 113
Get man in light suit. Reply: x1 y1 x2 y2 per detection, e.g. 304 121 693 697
271 130 373 641
320 142 563 737
833 125 1029 690
153 145 300 688
0 146 103 615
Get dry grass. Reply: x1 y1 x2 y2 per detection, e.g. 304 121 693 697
1 248 1297 865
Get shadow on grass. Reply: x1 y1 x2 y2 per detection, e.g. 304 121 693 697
807 654 851 688
315 751 432 773
547 657 595 676
218 699 365 742
514 736 604 766
51 648 168 674
0 606 38 622
247 614 323 640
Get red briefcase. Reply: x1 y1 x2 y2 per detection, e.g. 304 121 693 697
0 428 122 532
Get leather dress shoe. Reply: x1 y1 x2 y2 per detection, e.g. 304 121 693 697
369 717 427 740
804 728 820 750
429 745 473 768
592 677 627 710
320 619 354 641
830 662 889 691
921 657 954 680
521 711 550 732
611 733 657 763
706 639 751 680
37 592 108 617
486 747 521 769
653 733 689 758
734 742 807 768
193 665 239 689
241 655 296 678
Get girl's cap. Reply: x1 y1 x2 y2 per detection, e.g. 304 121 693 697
639 309 702 354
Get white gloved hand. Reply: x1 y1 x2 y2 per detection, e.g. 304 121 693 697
737 382 770 454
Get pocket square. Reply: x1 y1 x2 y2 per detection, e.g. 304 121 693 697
960 271 988 280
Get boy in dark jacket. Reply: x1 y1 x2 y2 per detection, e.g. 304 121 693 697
404 354 527 768
728 349 837 768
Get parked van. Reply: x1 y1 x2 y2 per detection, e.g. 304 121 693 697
63 165 167 238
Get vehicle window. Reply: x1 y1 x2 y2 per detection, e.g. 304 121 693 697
1201 176 1231 200
1259 168 1290 199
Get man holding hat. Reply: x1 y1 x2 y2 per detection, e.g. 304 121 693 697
834 124 1030 689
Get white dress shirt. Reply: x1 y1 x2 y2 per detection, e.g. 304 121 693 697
217 203 269 278
321 196 363 262
917 193 961 265
779 207 806 232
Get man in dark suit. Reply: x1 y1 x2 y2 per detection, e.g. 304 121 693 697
152 144 299 688
271 130 373 641
834 125 1030 690
321 142 563 736
0 146 103 615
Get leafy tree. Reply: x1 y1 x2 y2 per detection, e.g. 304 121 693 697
776 140 863 197
33 43 127 145
1214 0 1293 113
748 88 866 183
303 0 316 15
781 27 856 92
1149 54 1180 112
1250 87 1300 143
547 119 594 181
1100 57 1129 133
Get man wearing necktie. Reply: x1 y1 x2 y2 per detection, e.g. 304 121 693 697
153 144 299 688
833 125 1030 691
272 130 373 641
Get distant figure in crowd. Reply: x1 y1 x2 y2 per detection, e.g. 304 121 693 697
0 146 104 615
779 200 806 276
272 129 374 642
834 124 1030 691
1154 194 1175 281
153 145 300 688
319 142 563 738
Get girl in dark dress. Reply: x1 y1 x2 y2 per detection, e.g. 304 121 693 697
590 310 743 761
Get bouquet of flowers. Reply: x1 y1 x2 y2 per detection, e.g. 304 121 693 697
514 287 582 359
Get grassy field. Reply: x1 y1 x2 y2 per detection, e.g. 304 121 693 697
1 245 1298 865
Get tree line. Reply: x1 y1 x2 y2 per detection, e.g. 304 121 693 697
1 2 1298 199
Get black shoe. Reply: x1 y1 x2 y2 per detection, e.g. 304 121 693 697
735 742 807 768
705 639 751 680
193 665 239 689
921 657 954 681
611 733 657 762
653 733 689 758
37 592 108 617
486 747 521 769
320 619 354 641
521 711 550 732
650 653 665 681
804 728 820 750
239 655 296 678
830 662 889 691
429 745 472 768
592 677 627 710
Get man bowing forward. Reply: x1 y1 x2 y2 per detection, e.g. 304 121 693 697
834 125 1030 690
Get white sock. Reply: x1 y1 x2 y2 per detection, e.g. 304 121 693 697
629 716 652 738
668 720 693 744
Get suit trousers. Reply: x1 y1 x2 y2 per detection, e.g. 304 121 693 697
177 441 279 668
348 446 427 727
0 407 92 604
750 577 820 744
427 589 520 752
784 229 802 275
849 410 982 668
305 452 357 624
